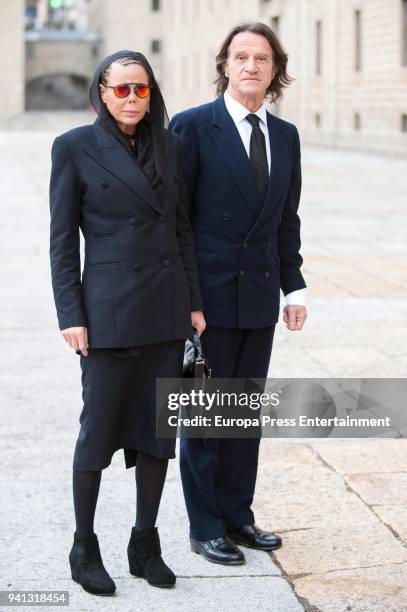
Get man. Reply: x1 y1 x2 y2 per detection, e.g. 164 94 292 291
169 22 307 565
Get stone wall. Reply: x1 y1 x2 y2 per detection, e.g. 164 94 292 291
12 0 407 154
0 0 25 119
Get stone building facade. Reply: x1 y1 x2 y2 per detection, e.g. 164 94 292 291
259 0 407 155
88 0 165 85
4 0 407 155
97 0 407 155
154 0 407 156
0 0 25 120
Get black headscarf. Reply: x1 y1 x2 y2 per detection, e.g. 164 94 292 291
89 50 170 196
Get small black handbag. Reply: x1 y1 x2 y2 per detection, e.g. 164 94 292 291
183 329 211 382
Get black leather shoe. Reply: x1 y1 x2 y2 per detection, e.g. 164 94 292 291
127 527 176 588
69 532 116 595
190 536 245 565
228 524 282 551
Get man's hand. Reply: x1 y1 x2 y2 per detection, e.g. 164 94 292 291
191 311 206 336
61 326 89 356
283 305 307 331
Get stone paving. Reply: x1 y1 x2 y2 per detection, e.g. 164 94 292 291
1 112 406 611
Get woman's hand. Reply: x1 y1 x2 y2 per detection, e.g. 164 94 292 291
191 311 206 336
61 326 89 356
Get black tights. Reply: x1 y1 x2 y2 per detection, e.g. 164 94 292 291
73 452 169 538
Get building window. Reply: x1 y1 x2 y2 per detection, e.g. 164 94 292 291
355 10 362 71
315 20 322 75
152 0 160 11
402 113 407 132
271 16 280 34
354 112 361 130
402 0 407 65
315 113 321 127
151 39 162 54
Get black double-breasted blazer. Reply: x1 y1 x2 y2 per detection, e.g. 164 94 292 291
49 120 203 348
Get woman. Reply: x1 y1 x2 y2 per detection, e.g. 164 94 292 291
49 50 205 595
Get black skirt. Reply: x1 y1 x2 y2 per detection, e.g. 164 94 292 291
72 339 185 471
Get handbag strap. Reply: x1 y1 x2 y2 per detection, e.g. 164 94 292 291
192 328 204 359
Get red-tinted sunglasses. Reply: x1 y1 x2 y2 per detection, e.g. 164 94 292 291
104 82 152 99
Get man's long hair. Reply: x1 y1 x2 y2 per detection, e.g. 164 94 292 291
214 22 294 102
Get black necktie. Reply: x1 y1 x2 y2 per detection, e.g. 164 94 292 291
246 113 269 203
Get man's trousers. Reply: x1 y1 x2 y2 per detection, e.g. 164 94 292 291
180 325 276 541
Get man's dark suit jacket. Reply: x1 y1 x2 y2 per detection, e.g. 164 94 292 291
169 94 306 329
49 120 203 348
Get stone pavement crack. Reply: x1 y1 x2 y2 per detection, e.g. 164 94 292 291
366 512 407 549
278 528 314 534
288 560 407 580
147 574 281 579
270 554 321 612
311 445 407 550
313 560 407 575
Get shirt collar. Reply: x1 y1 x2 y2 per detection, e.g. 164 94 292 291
224 90 268 127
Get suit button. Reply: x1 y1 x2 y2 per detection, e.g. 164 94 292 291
129 217 137 225
133 263 141 271
101 181 109 189
158 215 166 223
265 271 270 278
162 259 170 267
223 213 230 222
243 241 248 248
239 269 244 276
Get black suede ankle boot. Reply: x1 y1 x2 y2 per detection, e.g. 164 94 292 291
69 532 116 595
127 526 176 588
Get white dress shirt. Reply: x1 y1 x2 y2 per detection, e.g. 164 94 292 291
223 90 306 307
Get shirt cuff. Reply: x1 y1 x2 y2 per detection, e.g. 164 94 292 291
284 288 307 306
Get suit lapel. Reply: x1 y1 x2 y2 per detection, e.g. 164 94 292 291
81 120 164 216
205 96 290 223
266 110 290 208
205 96 261 220
248 111 290 230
